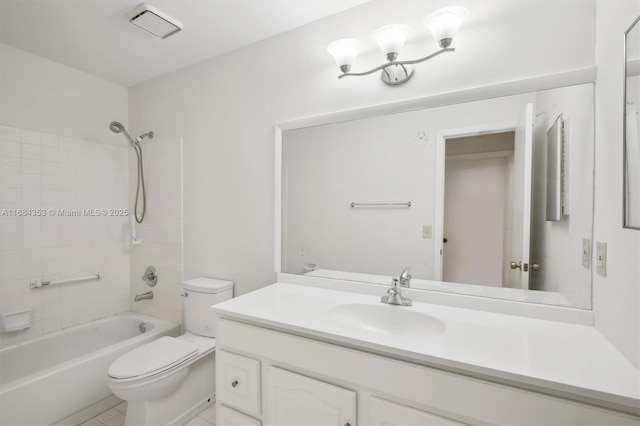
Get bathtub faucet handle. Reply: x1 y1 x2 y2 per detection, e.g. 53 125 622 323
141 266 158 287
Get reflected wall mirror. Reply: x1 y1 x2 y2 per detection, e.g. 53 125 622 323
624 15 640 229
276 77 595 310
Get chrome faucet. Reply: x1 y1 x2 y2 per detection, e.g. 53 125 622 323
381 269 413 307
399 266 412 288
134 291 153 302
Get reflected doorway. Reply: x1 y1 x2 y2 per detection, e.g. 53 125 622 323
443 132 515 287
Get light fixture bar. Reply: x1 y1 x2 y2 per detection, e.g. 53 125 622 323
327 6 468 86
338 47 454 79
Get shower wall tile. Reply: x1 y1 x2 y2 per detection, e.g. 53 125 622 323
0 141 20 158
0 125 131 348
130 138 183 325
0 125 21 142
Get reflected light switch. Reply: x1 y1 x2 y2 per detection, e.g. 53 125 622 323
596 242 606 277
423 225 432 239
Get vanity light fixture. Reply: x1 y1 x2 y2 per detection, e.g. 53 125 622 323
327 6 468 86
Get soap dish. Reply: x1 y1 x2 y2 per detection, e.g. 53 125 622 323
0 309 34 332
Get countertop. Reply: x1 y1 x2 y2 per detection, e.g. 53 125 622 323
211 282 640 414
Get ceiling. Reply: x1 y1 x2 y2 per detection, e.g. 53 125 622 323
0 0 368 87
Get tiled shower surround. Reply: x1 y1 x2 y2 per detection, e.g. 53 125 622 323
0 125 131 347
0 124 184 349
129 138 183 324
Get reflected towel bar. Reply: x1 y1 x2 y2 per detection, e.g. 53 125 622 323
351 201 412 208
30 272 103 289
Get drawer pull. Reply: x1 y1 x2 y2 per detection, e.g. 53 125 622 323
231 380 239 388
345 423 351 426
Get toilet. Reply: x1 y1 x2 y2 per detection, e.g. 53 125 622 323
107 277 233 426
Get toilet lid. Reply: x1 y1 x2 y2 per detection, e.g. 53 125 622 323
108 336 199 380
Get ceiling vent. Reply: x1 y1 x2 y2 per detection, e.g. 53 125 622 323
127 3 183 39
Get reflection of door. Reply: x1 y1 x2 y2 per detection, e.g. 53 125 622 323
443 135 514 287
510 103 534 289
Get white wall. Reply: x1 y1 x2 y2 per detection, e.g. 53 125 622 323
129 0 596 297
0 44 128 142
0 45 129 346
593 0 640 367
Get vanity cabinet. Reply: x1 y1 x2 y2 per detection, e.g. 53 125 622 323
215 317 639 426
265 366 356 426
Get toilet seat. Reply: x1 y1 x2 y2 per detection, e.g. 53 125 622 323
108 336 198 382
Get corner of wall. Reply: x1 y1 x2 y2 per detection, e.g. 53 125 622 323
592 0 640 368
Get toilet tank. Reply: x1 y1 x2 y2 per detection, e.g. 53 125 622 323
182 277 233 337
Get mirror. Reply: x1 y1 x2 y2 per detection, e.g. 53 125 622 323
624 16 640 229
280 83 594 309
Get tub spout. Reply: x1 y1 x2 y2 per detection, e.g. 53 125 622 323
134 291 153 302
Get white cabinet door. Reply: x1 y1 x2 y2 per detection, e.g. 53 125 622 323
265 366 356 426
369 396 468 426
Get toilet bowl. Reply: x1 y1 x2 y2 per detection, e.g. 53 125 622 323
107 278 233 426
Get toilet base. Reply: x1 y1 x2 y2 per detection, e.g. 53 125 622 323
125 393 215 426
123 353 215 426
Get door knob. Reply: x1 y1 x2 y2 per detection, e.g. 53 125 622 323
511 261 540 271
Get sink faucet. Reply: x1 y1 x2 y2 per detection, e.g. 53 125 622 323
399 266 411 288
381 277 413 306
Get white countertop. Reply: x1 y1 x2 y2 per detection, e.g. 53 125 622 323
212 282 640 413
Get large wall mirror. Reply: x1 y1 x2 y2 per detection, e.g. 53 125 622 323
624 15 640 229
278 81 595 310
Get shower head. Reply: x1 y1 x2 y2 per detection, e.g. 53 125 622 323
109 121 152 146
109 120 136 145
109 121 125 133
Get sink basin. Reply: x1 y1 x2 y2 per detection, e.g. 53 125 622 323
326 303 445 337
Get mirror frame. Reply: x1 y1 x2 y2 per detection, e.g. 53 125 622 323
623 15 640 230
274 67 596 305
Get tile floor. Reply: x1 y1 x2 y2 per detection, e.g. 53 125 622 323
79 401 216 426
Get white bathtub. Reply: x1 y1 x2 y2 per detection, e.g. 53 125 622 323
0 312 180 426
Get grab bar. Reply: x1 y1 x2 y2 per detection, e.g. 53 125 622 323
351 201 412 208
30 272 103 289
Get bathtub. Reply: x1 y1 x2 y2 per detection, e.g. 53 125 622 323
0 312 180 426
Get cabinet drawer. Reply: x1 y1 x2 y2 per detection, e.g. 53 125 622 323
217 404 262 426
370 396 468 426
217 350 261 417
